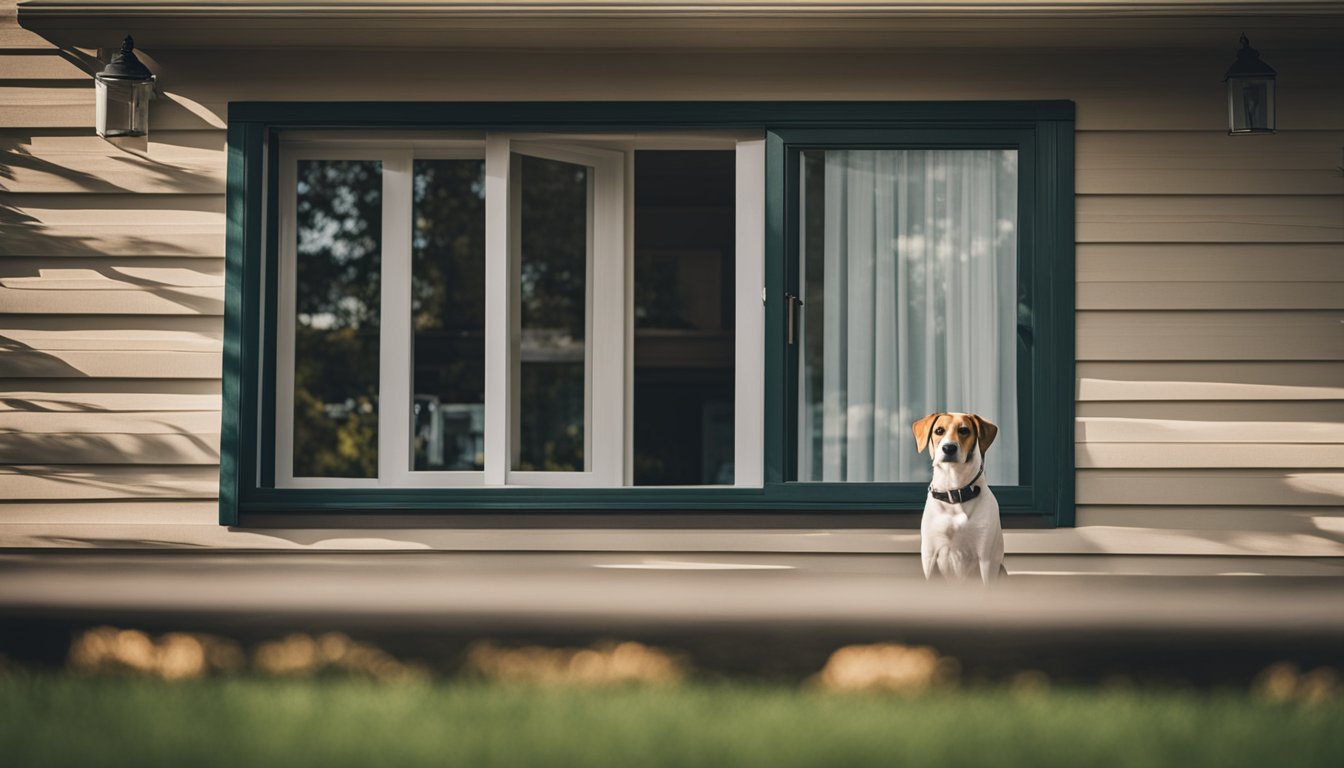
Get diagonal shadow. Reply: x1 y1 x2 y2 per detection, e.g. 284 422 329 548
0 427 219 465
0 333 86 377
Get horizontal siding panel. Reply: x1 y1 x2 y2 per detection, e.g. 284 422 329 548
0 84 89 127
86 48 1343 130
0 87 225 130
1077 168 1341 196
1077 311 1344 361
1077 243 1344 283
5 193 225 222
0 23 58 50
0 318 221 352
0 409 219 434
0 258 224 288
0 130 226 153
0 285 223 314
0 500 218 525
1077 281 1344 310
1077 417 1344 443
1078 361 1344 401
0 52 88 80
0 431 220 465
0 464 218 500
0 350 220 378
1006 527 1344 557
1077 443 1344 469
0 146 225 194
972 556 1344 573
1076 130 1344 195
1076 400 1344 421
1077 196 1344 243
1 48 1339 130
4 195 226 261
1077 130 1344 172
0 379 220 412
1077 469 1343 506
1075 506 1344 532
0 225 223 257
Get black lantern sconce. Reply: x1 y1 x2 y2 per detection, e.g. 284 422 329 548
95 36 155 138
1224 34 1276 135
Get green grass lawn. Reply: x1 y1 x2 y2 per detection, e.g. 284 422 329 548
3 674 1341 768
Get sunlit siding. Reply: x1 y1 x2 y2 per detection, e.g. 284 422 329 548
0 1 224 542
1 1 1341 556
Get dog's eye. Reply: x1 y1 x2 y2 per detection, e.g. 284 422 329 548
934 427 945 436
958 427 970 436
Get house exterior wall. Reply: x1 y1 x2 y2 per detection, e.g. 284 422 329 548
2 0 1341 559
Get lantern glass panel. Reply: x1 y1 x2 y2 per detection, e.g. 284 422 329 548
96 77 153 138
1228 76 1275 134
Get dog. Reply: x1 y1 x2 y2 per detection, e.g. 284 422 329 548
911 412 1005 584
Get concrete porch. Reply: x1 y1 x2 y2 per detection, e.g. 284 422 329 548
2 550 1341 684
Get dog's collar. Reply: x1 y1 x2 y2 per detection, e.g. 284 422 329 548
929 466 984 505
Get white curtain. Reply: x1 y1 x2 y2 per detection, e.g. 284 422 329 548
798 149 1018 485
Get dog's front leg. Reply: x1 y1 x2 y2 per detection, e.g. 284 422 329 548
921 546 936 579
978 558 995 585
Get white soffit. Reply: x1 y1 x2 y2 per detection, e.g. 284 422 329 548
16 1 1344 48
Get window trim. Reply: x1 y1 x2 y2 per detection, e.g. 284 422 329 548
222 101 1074 526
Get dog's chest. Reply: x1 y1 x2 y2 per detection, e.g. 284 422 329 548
924 501 972 540
932 502 968 531
922 494 998 546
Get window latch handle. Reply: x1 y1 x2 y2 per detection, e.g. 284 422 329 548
785 292 804 345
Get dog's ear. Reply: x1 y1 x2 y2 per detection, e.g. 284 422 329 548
912 413 942 454
973 415 999 456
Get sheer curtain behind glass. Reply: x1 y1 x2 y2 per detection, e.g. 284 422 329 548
798 149 1018 485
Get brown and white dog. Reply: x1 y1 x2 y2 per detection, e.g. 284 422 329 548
911 412 1005 584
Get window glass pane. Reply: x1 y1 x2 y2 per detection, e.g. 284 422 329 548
412 158 486 471
632 150 735 485
293 159 382 478
515 154 589 472
798 149 1018 485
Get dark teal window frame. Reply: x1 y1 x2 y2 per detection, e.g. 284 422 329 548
221 101 1074 525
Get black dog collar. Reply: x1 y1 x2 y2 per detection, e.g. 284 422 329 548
929 467 984 505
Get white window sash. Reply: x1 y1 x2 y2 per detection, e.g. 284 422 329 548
502 140 625 487
734 138 765 488
274 132 764 490
383 146 488 487
276 145 388 489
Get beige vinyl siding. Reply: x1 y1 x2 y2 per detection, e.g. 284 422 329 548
0 1 223 525
1068 42 1342 561
0 88 226 129
1077 312 1341 360
0 132 225 193
1 0 1341 558
0 465 219 499
1077 361 1344 400
1076 131 1344 196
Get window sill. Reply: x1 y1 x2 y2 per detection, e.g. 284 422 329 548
237 483 1049 518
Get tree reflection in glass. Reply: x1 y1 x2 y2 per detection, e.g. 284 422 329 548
412 159 486 471
293 160 382 478
515 155 588 472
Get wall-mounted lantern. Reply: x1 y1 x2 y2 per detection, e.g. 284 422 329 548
95 36 155 138
1224 34 1276 135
